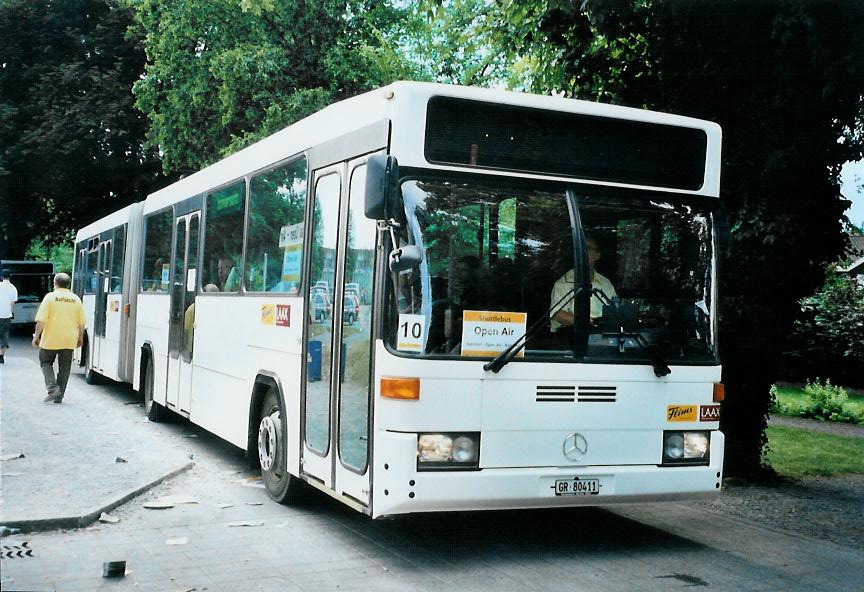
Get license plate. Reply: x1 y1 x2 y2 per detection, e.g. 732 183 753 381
553 477 601 496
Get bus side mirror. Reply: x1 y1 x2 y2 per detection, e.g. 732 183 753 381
389 244 423 272
365 155 400 221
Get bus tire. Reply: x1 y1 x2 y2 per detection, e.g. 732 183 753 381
257 387 298 504
79 333 88 367
143 355 163 423
84 364 102 385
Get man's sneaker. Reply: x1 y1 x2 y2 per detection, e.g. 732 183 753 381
0 354 5 363
43 393 61 403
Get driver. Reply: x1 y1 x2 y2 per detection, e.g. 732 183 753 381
550 235 617 332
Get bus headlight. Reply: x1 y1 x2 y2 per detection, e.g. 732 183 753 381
662 431 710 465
418 434 453 462
417 433 480 470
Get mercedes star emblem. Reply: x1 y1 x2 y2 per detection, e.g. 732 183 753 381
563 432 588 462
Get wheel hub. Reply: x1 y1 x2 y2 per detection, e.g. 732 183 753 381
258 413 280 472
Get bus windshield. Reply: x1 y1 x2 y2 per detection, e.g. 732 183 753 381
384 177 717 365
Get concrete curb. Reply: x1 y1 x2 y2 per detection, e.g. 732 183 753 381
1 462 194 534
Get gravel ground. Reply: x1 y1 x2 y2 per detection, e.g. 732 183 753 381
701 474 864 550
769 415 864 439
697 416 864 550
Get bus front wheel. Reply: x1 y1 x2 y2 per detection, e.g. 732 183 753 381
258 388 298 504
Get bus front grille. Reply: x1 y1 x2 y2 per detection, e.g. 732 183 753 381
535 385 617 403
577 385 617 403
535 385 575 402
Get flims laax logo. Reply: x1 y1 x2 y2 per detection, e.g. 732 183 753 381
275 304 291 327
667 404 698 422
700 404 721 422
261 304 291 327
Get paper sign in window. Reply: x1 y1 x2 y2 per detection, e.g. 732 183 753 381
279 222 304 283
461 310 527 357
397 314 426 352
186 268 196 292
281 245 302 283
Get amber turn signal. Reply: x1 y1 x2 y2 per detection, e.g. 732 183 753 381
713 383 725 402
380 376 420 400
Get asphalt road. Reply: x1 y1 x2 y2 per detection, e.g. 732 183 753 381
2 334 863 592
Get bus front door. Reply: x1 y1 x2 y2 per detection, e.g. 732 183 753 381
166 212 200 414
303 158 374 508
332 158 375 506
302 167 342 490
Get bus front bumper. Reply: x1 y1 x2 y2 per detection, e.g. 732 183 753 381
371 430 724 518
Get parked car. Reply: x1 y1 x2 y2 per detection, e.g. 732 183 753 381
343 293 361 325
345 282 366 304
311 291 331 322
313 280 330 297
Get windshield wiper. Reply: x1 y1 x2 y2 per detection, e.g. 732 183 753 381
591 288 671 377
483 286 586 373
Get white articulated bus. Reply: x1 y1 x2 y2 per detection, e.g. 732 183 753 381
0 260 55 327
74 82 724 517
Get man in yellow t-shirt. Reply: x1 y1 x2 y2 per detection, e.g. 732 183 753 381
32 273 86 403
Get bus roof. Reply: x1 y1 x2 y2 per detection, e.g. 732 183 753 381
140 82 721 215
75 202 142 243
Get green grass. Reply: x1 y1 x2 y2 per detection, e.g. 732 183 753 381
765 425 864 477
771 383 864 423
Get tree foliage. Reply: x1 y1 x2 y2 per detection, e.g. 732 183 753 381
24 238 74 275
442 0 864 473
129 0 423 175
785 266 864 387
0 0 164 258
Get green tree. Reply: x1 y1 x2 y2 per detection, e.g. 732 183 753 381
441 0 864 473
0 0 164 259
406 0 508 85
25 237 74 274
786 265 864 387
129 0 423 175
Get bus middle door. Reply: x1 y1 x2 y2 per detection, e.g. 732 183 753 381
92 238 112 372
166 211 200 414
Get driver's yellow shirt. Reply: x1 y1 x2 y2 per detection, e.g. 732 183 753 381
550 270 617 332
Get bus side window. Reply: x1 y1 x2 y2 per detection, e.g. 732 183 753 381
110 225 126 293
246 157 307 293
203 180 246 293
142 210 173 293
85 244 98 294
